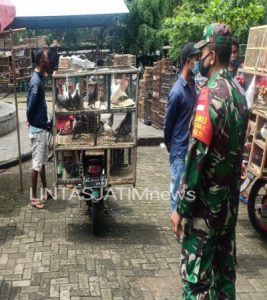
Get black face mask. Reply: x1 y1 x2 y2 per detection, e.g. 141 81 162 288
199 52 212 77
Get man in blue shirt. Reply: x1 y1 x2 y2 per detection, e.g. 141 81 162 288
164 42 200 224
26 48 54 208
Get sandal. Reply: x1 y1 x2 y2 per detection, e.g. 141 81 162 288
42 189 56 201
31 198 45 209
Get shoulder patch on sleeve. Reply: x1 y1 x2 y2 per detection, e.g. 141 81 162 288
192 87 213 145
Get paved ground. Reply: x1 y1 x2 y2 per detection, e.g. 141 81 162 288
0 109 31 163
0 147 267 299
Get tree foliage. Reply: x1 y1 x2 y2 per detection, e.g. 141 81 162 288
108 0 179 54
163 0 266 59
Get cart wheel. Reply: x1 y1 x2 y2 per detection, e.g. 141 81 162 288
92 201 101 235
248 179 267 237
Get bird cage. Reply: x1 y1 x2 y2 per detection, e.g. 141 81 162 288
52 66 139 186
54 76 83 111
248 110 267 178
243 25 267 73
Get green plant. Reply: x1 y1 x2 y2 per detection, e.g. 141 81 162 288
162 0 265 60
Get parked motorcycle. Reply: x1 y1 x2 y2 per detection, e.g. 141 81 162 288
244 177 267 237
80 150 109 235
240 142 267 237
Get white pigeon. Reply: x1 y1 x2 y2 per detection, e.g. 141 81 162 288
261 123 267 139
111 77 127 103
71 83 80 99
103 122 114 135
62 84 69 100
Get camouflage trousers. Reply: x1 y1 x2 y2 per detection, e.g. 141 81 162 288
180 227 236 300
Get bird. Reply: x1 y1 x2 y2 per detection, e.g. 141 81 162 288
98 84 107 109
56 84 77 110
72 114 88 139
63 84 69 100
115 112 132 142
103 122 114 135
64 159 79 177
56 93 66 108
71 83 81 109
97 121 114 137
111 77 127 104
86 81 98 108
260 123 267 139
97 114 114 137
56 84 69 108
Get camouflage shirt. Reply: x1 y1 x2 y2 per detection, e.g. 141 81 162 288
177 69 249 235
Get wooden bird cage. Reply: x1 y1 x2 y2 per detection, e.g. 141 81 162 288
0 29 33 85
243 25 267 73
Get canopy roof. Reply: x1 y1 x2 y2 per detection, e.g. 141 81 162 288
6 0 128 29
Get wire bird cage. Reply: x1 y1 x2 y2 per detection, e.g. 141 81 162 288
52 65 138 186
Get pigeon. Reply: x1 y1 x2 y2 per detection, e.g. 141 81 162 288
63 84 69 99
111 77 127 104
72 114 88 139
56 84 77 110
64 160 79 177
261 123 267 140
103 122 114 135
56 94 66 108
98 114 114 137
87 81 98 108
115 112 132 142
56 85 68 108
71 83 81 109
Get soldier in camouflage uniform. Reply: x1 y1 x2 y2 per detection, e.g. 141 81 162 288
172 24 249 299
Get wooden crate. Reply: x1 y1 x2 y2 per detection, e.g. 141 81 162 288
0 56 10 83
112 54 136 67
243 25 267 73
248 109 267 178
58 56 71 69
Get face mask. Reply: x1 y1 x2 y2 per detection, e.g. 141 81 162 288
191 61 200 76
230 58 240 70
199 52 212 77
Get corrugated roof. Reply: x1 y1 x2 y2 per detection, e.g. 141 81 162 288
11 0 128 17
8 14 124 29
6 0 129 29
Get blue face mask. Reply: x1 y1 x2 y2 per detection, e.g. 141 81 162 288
191 60 200 76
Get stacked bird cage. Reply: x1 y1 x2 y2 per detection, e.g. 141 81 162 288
239 25 267 177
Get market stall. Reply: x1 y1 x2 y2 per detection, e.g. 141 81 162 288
239 25 267 177
238 25 267 236
1 0 129 193
0 1 24 188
